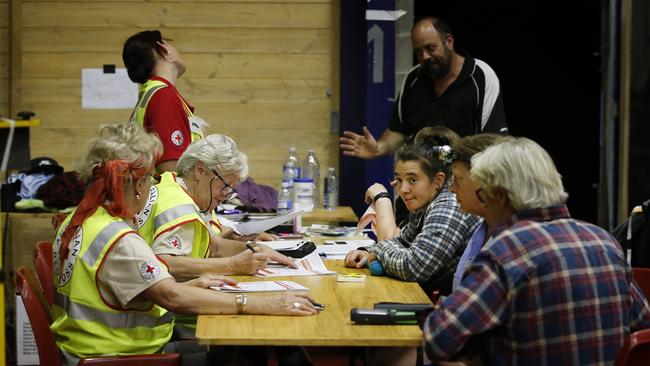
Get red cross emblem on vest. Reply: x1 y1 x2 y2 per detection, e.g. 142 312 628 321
140 261 160 281
171 130 184 146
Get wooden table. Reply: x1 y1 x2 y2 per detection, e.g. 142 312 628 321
301 206 358 225
195 260 430 347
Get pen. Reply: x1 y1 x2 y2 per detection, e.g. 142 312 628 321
246 243 256 253
309 300 325 310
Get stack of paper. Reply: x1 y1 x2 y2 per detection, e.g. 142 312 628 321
255 251 335 277
211 280 308 292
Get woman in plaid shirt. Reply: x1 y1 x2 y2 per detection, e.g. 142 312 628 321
345 132 480 296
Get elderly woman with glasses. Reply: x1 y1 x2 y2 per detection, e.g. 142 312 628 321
135 134 296 281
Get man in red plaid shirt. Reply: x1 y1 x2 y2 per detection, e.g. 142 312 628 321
423 137 650 365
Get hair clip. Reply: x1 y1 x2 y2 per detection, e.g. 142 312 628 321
432 145 454 164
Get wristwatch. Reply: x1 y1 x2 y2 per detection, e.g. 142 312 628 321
235 293 248 314
373 192 392 204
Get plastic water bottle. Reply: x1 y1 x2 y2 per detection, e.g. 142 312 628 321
323 167 338 210
302 149 320 208
282 146 300 183
277 180 293 216
293 177 314 212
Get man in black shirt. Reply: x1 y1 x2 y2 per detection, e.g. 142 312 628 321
340 17 508 159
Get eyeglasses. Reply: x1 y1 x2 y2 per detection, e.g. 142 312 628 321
475 188 486 203
212 169 237 200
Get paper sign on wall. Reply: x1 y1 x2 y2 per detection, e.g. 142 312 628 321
81 68 138 109
16 295 39 365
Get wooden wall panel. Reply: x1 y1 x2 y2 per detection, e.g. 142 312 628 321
0 1 8 117
19 0 336 189
24 53 329 79
23 28 330 54
23 3 330 28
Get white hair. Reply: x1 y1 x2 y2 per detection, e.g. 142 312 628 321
470 137 568 211
76 123 162 183
176 134 248 179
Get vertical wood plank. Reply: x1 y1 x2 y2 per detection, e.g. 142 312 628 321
9 0 21 117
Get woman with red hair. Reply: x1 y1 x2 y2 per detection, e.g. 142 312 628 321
50 123 317 365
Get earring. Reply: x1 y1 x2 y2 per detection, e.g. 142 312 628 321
136 193 141 201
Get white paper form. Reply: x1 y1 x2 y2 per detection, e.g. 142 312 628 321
318 239 376 259
255 251 335 277
211 280 308 292
233 205 312 236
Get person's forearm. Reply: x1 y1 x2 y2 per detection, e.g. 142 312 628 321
376 130 406 157
211 237 247 257
148 280 273 315
159 254 233 281
373 199 400 241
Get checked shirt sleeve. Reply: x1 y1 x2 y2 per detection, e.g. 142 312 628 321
372 191 476 282
629 280 650 331
423 254 509 359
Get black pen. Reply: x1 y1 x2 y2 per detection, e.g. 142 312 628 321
246 243 256 253
309 300 325 310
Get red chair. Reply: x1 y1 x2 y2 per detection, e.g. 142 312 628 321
33 241 54 306
632 267 650 300
15 266 181 366
615 329 650 366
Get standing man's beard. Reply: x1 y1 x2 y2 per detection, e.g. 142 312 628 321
422 48 452 80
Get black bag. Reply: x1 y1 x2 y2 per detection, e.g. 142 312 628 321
612 199 650 268
0 181 21 212
277 241 317 258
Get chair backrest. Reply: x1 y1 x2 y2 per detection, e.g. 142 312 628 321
34 240 55 306
15 266 61 366
633 267 650 300
615 329 650 366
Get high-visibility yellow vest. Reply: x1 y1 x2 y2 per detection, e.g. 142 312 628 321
131 79 203 142
135 171 221 259
51 207 173 361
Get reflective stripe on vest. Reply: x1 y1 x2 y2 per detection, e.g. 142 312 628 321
132 79 203 143
56 292 173 329
82 221 132 266
154 204 199 232
138 85 167 109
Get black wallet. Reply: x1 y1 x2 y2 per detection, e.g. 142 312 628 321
277 241 317 258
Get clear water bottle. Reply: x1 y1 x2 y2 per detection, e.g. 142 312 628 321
323 167 338 210
282 146 300 182
277 180 293 215
302 149 320 208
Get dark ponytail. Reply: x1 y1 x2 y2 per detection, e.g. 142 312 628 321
122 30 164 84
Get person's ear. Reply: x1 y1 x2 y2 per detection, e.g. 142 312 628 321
193 162 207 180
445 34 454 50
135 175 148 193
493 187 510 208
433 172 446 191
155 41 175 62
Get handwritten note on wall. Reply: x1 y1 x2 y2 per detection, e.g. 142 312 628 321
81 68 138 109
